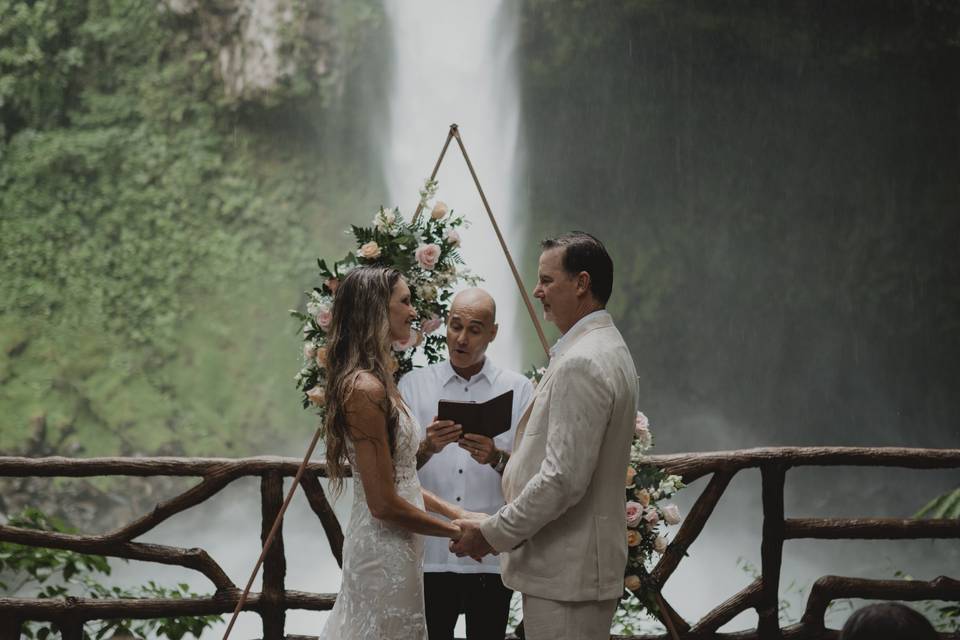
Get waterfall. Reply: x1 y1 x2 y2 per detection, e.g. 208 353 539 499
382 0 526 370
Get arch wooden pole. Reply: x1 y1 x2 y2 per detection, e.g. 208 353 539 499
448 124 551 357
219 426 325 640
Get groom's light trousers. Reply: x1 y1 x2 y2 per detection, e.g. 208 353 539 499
521 595 618 640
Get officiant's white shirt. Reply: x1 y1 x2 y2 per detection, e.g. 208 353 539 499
399 358 534 574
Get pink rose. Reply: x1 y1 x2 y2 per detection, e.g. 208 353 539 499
315 304 332 330
636 411 651 437
392 327 422 352
358 241 381 259
662 504 681 525
303 343 317 360
625 501 644 528
305 386 325 407
415 243 441 270
445 229 461 247
421 314 442 334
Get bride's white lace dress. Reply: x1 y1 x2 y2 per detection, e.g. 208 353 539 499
319 406 427 639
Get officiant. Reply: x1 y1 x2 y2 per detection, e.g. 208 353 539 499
399 287 534 640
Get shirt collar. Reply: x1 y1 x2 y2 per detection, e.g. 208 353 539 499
549 309 611 359
440 356 499 386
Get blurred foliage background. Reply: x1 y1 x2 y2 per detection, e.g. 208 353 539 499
0 0 388 458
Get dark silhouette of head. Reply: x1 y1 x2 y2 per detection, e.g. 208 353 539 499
839 602 937 640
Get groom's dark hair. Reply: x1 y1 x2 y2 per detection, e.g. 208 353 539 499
541 231 614 305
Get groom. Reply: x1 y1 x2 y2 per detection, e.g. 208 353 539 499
451 232 638 640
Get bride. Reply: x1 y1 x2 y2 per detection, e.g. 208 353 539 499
318 265 468 639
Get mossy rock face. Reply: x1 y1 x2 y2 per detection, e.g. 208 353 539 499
162 0 337 105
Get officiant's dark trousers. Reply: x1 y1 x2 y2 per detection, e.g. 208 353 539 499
424 572 514 640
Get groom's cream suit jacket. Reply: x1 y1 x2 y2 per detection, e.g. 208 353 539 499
480 311 638 602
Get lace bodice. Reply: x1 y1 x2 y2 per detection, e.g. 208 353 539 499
319 403 427 640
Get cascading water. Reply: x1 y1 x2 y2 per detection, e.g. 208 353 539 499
381 0 527 369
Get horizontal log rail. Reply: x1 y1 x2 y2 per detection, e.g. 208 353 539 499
0 447 957 640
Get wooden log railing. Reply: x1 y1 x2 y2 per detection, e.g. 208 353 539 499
0 448 958 640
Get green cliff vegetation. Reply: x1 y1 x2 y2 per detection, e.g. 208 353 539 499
0 0 387 457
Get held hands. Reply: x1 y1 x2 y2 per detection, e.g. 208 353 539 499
424 417 462 454
449 518 496 561
459 433 497 465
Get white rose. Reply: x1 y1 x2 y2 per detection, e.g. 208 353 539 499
373 206 396 231
444 229 461 247
653 535 668 554
417 283 437 302
358 241 381 259
661 504 682 525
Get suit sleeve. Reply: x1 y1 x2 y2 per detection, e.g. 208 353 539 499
481 356 612 552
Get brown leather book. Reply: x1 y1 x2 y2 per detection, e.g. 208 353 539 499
437 389 514 439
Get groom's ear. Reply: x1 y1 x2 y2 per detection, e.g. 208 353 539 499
575 271 592 297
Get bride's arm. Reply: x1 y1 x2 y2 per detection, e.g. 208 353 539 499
347 373 461 540
422 489 464 520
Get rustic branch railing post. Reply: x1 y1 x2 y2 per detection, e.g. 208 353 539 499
0 613 22 640
758 463 786 639
260 471 287 639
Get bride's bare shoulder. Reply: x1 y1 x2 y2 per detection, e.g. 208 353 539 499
346 371 387 406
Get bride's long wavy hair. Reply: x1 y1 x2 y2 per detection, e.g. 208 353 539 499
323 265 404 497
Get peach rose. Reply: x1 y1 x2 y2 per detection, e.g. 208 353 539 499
305 385 325 407
654 535 668 554
315 346 327 368
421 314 442 334
415 243 441 270
430 201 448 220
636 488 651 507
624 575 641 592
662 504 681 525
626 501 644 528
626 529 642 547
626 466 637 487
325 277 340 293
358 241 381 259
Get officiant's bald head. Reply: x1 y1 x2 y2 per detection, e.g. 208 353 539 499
447 288 497 374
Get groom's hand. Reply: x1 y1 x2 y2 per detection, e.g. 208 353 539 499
449 518 495 561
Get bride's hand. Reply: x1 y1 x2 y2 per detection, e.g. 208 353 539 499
457 509 488 521
449 523 463 542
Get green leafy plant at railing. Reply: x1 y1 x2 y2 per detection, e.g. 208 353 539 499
893 571 960 633
916 488 960 520
0 508 221 640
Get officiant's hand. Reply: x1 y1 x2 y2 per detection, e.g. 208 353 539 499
459 433 497 465
449 518 495 561
424 418 462 454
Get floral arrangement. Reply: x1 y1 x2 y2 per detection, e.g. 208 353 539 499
622 412 685 616
291 179 477 411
